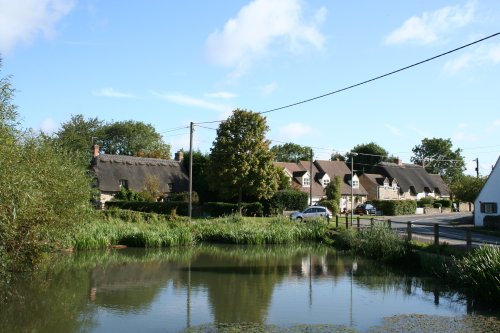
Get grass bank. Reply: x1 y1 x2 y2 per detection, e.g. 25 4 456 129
72 214 328 250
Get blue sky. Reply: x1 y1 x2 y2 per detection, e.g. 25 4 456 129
1 0 500 176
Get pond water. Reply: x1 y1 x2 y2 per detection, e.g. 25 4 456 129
1 244 498 333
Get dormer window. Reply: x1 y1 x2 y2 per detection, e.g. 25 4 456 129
119 179 129 189
323 178 330 187
303 176 310 187
352 180 359 189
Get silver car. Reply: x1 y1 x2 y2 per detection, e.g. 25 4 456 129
290 206 332 222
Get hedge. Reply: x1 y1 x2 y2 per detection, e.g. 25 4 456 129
105 201 189 216
203 202 265 217
270 190 308 213
167 191 199 204
372 200 417 216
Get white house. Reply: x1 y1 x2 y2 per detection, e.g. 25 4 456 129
474 156 500 227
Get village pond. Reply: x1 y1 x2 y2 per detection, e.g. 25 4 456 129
1 244 499 333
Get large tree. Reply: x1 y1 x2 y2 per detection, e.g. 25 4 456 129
182 150 218 203
411 138 465 183
99 120 171 159
346 142 390 173
449 175 486 203
208 109 280 206
271 142 310 162
0 58 18 136
55 114 103 156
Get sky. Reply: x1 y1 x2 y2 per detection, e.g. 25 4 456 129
1 0 500 176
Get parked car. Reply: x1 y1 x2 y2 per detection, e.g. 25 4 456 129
354 203 377 215
290 206 332 221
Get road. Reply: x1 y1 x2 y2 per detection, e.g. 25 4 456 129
352 212 500 247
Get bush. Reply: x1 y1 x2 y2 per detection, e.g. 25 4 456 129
105 201 189 216
372 200 417 216
417 197 434 208
318 199 339 215
436 199 451 208
270 190 308 213
167 191 199 204
203 202 238 217
242 202 264 217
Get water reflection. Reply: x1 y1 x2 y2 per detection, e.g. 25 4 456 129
0 244 493 333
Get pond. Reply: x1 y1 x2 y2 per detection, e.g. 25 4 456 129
1 244 499 333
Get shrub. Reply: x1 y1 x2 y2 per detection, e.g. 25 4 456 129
203 202 238 217
167 191 199 204
417 197 435 208
372 200 417 216
105 201 189 216
318 199 339 215
270 190 308 213
242 202 264 217
436 199 451 208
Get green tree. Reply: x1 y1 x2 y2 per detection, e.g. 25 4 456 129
208 109 280 207
55 114 103 156
0 59 18 136
449 175 486 203
347 142 390 173
320 176 342 214
330 152 345 161
99 120 171 159
182 150 217 203
411 138 465 183
270 142 310 162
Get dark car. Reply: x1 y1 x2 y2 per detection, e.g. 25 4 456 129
354 203 377 215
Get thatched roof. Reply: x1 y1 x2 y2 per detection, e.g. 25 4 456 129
371 162 448 195
91 154 188 193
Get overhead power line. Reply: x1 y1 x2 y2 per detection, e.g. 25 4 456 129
260 32 500 114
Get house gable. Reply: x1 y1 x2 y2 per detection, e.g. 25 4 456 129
474 156 500 226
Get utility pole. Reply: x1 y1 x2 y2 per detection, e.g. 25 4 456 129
310 148 313 206
350 153 358 223
474 158 479 178
189 122 194 220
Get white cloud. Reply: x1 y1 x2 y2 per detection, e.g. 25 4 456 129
385 1 475 45
39 117 58 134
155 92 233 113
204 91 237 99
453 122 477 142
487 119 500 133
0 0 75 53
93 87 136 98
443 43 500 74
204 0 326 76
260 82 278 96
278 122 313 140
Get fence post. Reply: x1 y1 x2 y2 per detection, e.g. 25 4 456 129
466 227 472 250
335 215 339 228
357 216 360 229
407 221 412 241
434 224 439 251
387 219 391 229
345 214 349 229
370 218 374 227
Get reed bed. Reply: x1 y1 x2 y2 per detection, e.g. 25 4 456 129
72 215 328 250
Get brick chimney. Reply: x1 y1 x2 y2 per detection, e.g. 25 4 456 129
174 150 184 162
93 144 100 158
396 157 403 165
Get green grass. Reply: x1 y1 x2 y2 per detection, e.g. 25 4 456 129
71 214 328 250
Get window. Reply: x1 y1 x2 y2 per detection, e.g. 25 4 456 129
167 183 175 192
481 202 498 214
303 177 310 186
351 180 359 189
323 178 330 186
119 179 128 189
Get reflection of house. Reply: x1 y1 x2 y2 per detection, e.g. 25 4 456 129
90 145 188 206
370 160 449 201
274 160 368 207
474 156 500 227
